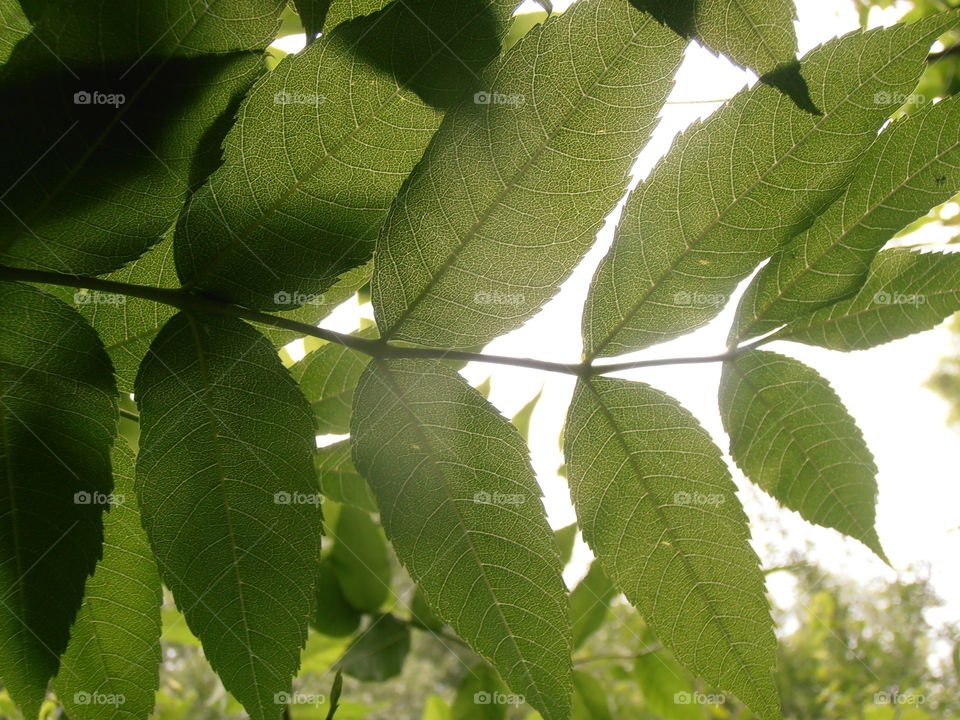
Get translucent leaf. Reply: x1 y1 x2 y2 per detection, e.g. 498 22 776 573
315 440 378 513
330 505 391 614
0 281 117 719
176 0 517 310
630 0 814 111
0 0 277 276
571 671 612 720
55 439 163 720
135 312 321 720
569 561 615 650
511 388 542 443
565 377 779 719
452 662 508 720
632 651 701 720
293 339 371 434
293 0 333 39
554 523 577 567
372 0 686 349
584 14 958 358
313 559 363 638
339 614 410 682
351 359 572 720
719 350 885 558
325 0 390 31
732 94 960 343
771 248 960 349
0 0 29 63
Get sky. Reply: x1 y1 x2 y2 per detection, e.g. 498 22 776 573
277 0 960 643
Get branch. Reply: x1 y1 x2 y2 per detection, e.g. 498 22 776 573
573 645 662 665
0 265 765 376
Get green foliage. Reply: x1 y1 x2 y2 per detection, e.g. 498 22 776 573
135 313 321 720
55 439 163 720
720 350 884 558
1 1 959 718
351 359 571 720
372 0 685 348
565 376 778 719
0 282 117 718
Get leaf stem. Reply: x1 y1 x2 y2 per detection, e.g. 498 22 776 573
0 265 768 376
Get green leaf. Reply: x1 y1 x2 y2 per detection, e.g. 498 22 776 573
135 312 321 720
315 441 378 513
554 523 577 567
0 0 272 276
720 350 884 558
372 0 686 349
632 651 701 720
339 614 410 682
569 561 616 650
422 694 452 720
565 377 779 719
0 0 29 63
313 559 363 638
55 439 163 720
570 671 612 720
630 0 814 112
771 248 960 349
732 94 960 343
329 505 391 614
293 340 371 434
294 0 333 40
0 281 117 719
175 0 516 310
351 359 572 720
72 234 179 394
452 662 508 720
511 388 542 443
410 587 444 632
324 0 390 31
583 14 958 358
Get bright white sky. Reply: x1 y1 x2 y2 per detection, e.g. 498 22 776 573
279 0 960 640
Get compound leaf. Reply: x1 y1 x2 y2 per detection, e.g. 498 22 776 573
372 0 686 349
135 312 321 720
584 14 958 358
351 359 571 720
565 376 779 719
0 281 116 719
719 350 884 558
